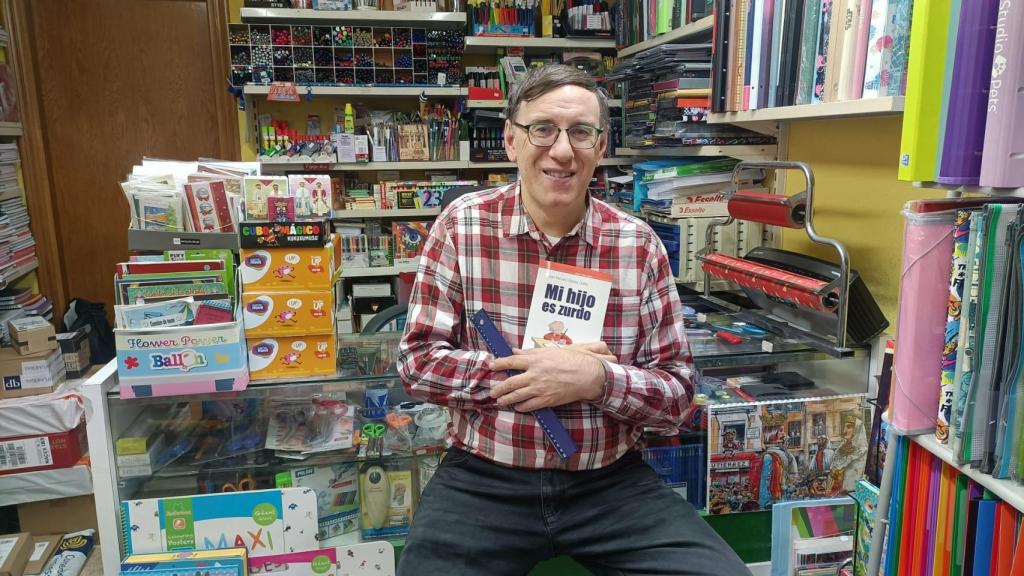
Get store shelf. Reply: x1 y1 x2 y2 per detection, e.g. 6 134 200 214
617 16 715 58
127 229 241 252
0 465 93 507
706 96 905 125
464 157 633 169
467 98 622 109
615 144 778 158
333 160 465 171
240 7 467 26
334 208 441 218
342 264 418 277
243 85 466 97
463 36 617 53
912 434 1024 513
0 122 22 137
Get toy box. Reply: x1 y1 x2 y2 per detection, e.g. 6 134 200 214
359 460 415 540
238 221 330 249
247 333 336 380
115 320 249 399
56 329 91 379
276 464 359 540
242 290 335 338
240 236 340 291
121 488 319 557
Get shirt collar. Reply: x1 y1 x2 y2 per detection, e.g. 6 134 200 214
502 181 600 247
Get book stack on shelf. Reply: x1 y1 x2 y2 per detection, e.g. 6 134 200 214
614 0 711 49
609 43 774 148
710 0 911 113
0 195 38 287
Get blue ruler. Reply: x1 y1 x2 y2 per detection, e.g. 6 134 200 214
471 309 578 460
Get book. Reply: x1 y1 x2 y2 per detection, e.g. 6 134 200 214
268 195 296 222
287 174 333 218
183 180 234 233
522 261 613 349
979 0 1024 188
860 0 891 98
391 221 431 266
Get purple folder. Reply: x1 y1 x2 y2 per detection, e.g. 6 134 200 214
937 0 999 186
979 0 1024 187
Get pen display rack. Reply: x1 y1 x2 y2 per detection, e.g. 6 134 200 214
468 0 538 36
229 23 463 87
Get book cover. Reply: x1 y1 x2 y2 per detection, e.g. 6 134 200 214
795 0 822 105
936 210 971 444
121 488 319 557
979 0 1024 188
880 0 913 98
860 0 892 98
896 0 952 182
243 177 288 220
822 0 848 102
835 0 862 101
812 0 834 103
522 261 613 349
391 221 431 266
776 0 806 107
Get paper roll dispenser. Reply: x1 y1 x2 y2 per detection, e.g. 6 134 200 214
740 247 888 346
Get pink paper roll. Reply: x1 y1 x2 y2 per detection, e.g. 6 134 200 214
890 209 956 434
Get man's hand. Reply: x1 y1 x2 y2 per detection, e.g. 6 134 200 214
489 343 616 412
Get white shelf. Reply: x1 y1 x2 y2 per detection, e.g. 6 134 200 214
464 36 616 53
333 208 441 218
342 264 418 277
707 96 906 125
617 16 715 58
912 434 1024 513
240 7 467 25
243 85 466 97
467 98 622 109
0 122 22 137
615 145 778 158
0 465 93 507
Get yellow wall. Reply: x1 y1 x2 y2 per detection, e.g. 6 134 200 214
782 116 930 325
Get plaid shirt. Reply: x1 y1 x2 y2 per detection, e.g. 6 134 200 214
398 182 694 470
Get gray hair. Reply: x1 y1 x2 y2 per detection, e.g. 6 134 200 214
504 64 610 129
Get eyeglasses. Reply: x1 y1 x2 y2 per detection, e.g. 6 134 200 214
511 121 604 150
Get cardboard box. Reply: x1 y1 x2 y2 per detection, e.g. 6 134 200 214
239 234 341 291
8 317 57 356
247 333 336 380
0 426 86 477
0 348 65 400
0 533 31 576
242 290 335 338
55 330 91 379
23 534 60 575
18 496 100 545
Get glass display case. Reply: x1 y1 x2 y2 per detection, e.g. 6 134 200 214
85 321 872 574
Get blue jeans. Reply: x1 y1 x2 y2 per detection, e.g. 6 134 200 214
397 448 751 576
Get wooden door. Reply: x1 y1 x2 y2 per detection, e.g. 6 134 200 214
3 0 239 319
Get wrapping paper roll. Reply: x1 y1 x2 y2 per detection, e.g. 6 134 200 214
890 209 957 435
727 191 807 228
700 252 838 312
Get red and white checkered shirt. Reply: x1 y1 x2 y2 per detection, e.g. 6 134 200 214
398 182 694 470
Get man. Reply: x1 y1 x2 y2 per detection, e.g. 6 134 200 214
398 65 750 576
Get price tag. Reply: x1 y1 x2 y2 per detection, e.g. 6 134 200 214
761 339 774 353
267 81 299 102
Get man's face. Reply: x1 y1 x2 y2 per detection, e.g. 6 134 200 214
504 85 606 215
